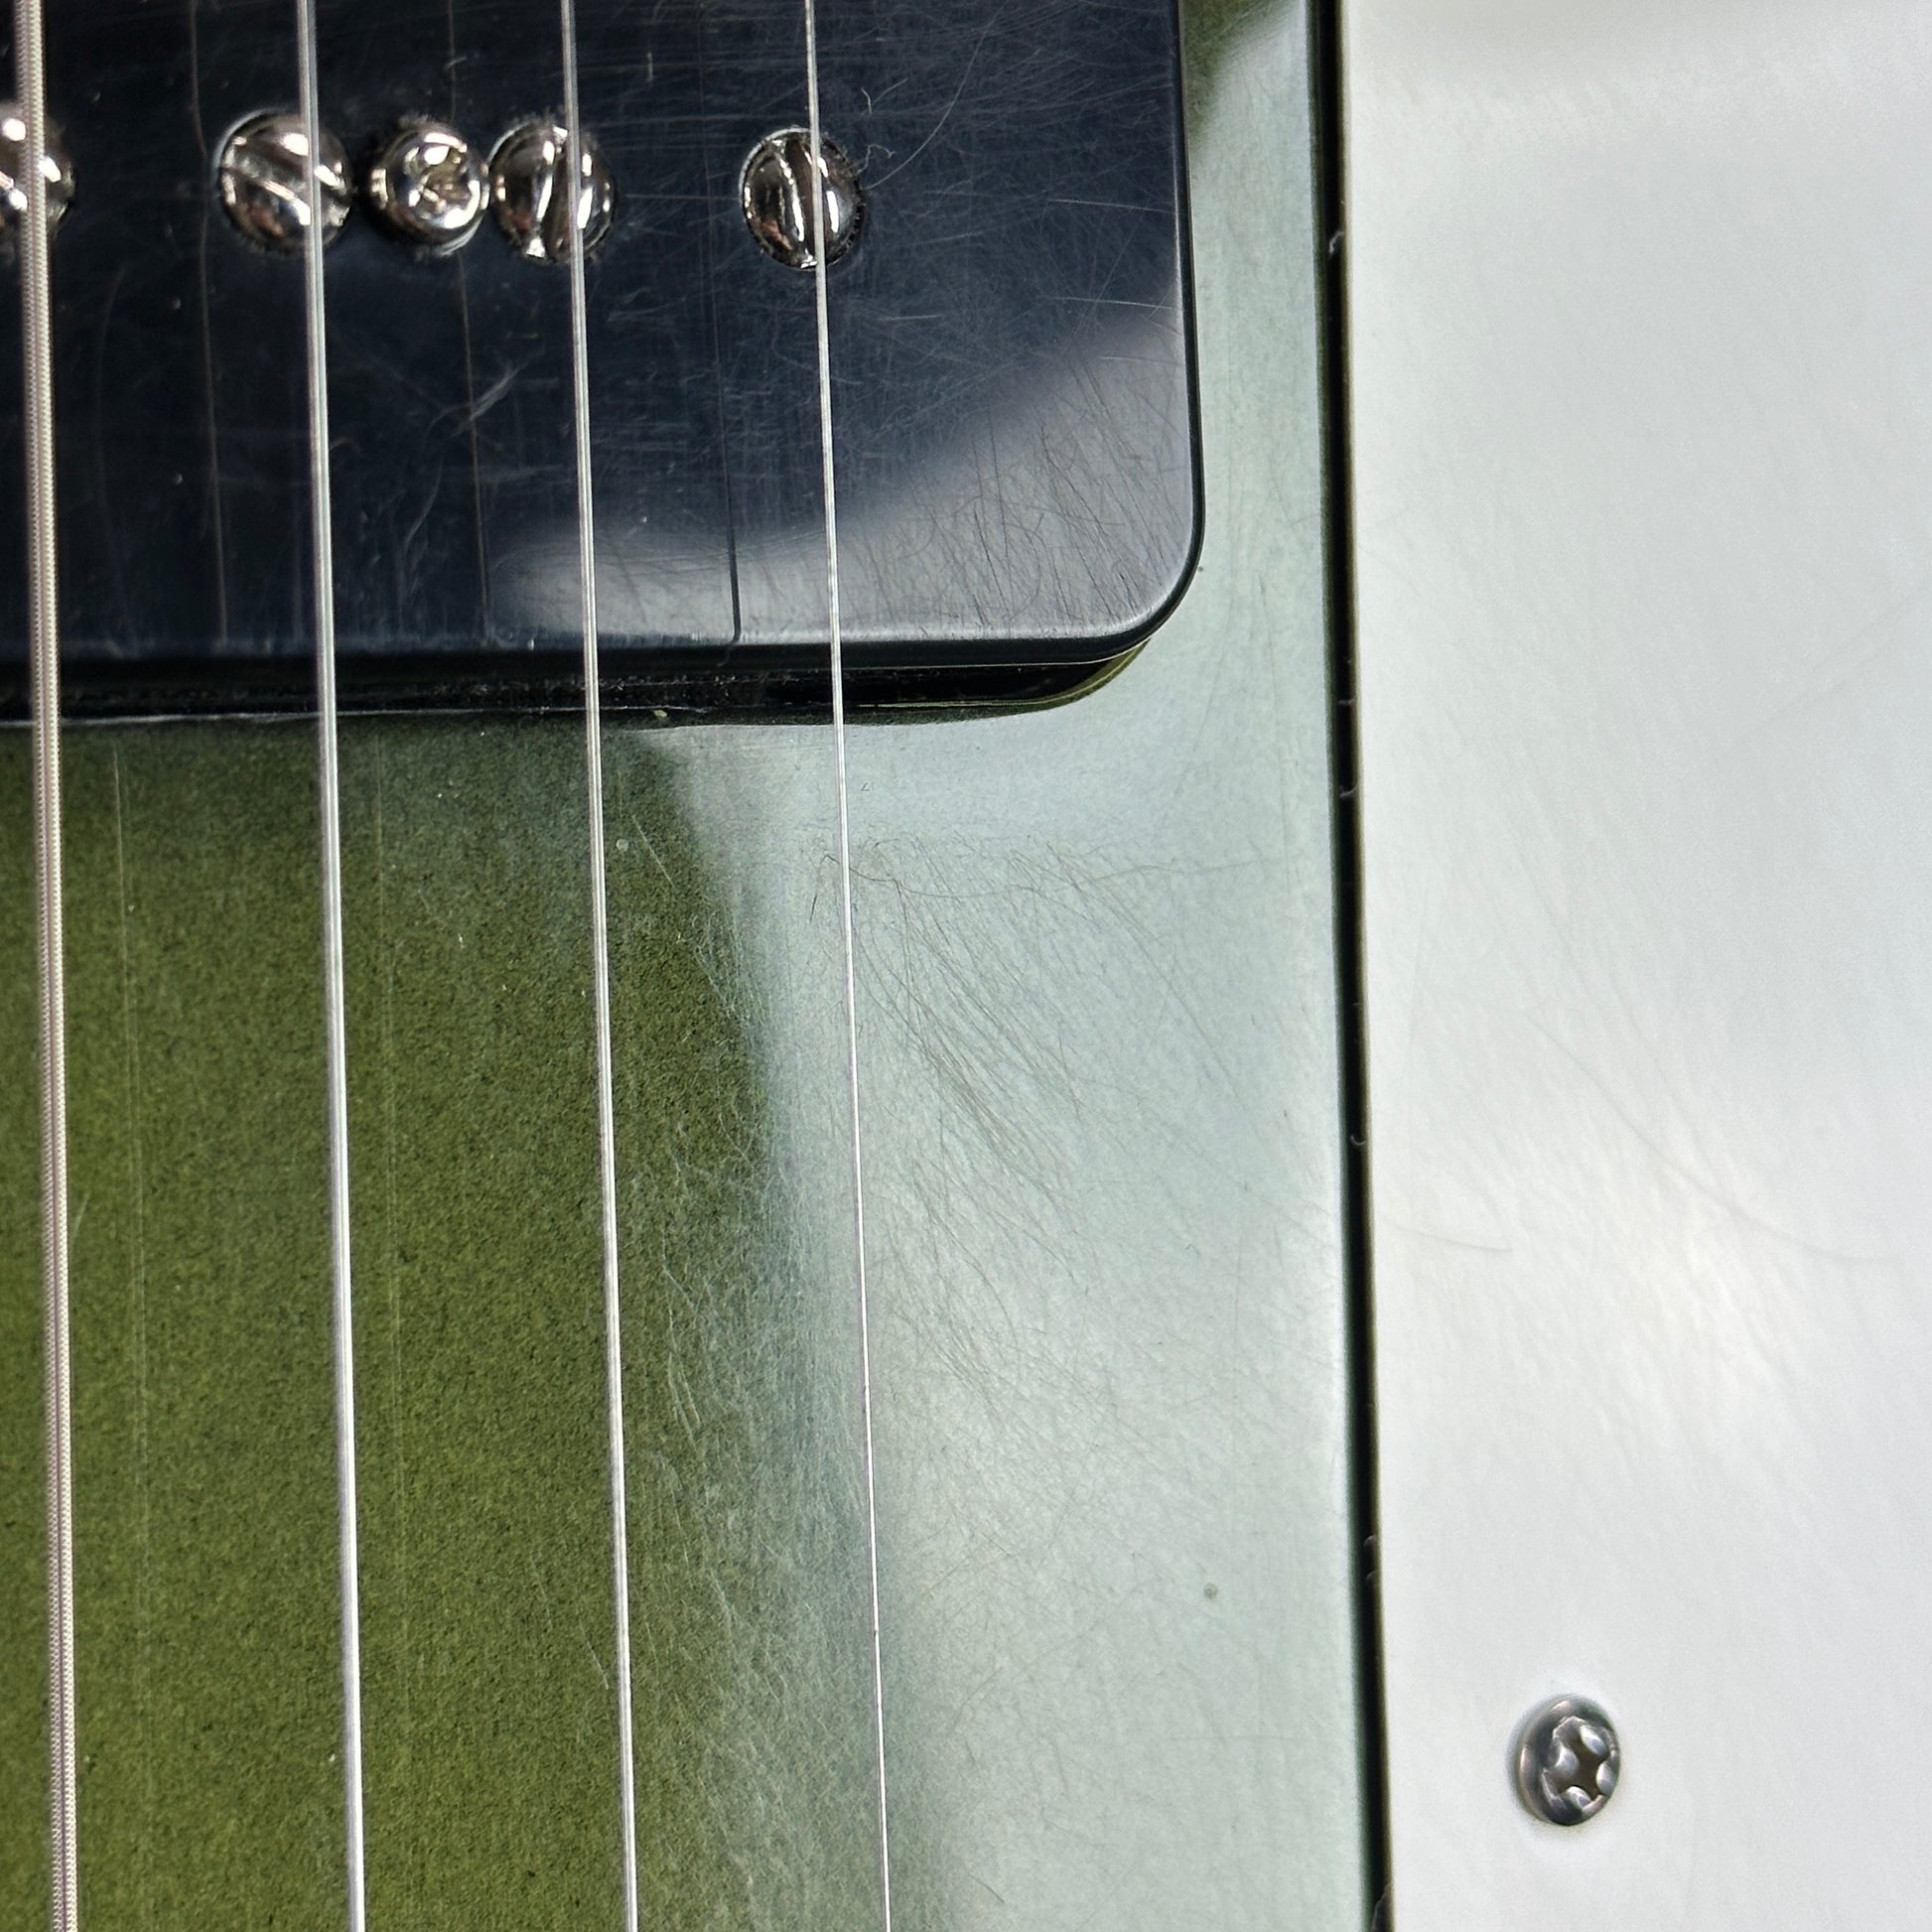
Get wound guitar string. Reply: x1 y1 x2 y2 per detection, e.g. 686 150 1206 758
800 7 895 1923
294 2 369 1923
559 6 644 1924
15 0 78 1920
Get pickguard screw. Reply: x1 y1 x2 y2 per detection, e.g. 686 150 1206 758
1514 1696 1620 1826
367 121 486 252
217 111 351 253
0 100 75 239
488 119 615 264
741 128 863 271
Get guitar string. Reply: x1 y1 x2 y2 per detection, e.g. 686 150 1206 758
558 13 642 1928
294 7 368 1926
800 12 894 1926
15 0 77 1921
7 20 876 1931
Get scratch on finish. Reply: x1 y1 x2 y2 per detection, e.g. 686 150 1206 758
373 741 418 1906
184 0 230 646
864 3 1007 191
110 752 159 1926
443 0 492 645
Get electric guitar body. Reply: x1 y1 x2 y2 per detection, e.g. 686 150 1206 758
25 4 1932 1925
3 3 1371 1923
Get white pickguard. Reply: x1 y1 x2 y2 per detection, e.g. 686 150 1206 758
1351 0 1932 1920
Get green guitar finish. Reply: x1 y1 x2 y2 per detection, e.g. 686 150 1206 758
5 724 889 1926
4 4 1367 1924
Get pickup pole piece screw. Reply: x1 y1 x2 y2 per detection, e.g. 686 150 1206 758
367 121 486 251
0 100 75 239
217 111 351 253
488 119 615 264
1514 1696 1621 1826
742 128 863 270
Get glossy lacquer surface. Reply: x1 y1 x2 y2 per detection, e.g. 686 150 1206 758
1350 0 1932 1922
0 0 1195 709
2 3 1364 1923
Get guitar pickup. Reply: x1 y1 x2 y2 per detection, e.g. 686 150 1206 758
0 0 1198 716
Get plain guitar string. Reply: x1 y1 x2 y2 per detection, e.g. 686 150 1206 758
294 3 370 1924
559 7 646 1927
12 23 879 1928
16 0 78 1920
286 13 649 1924
801 7 897 1925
